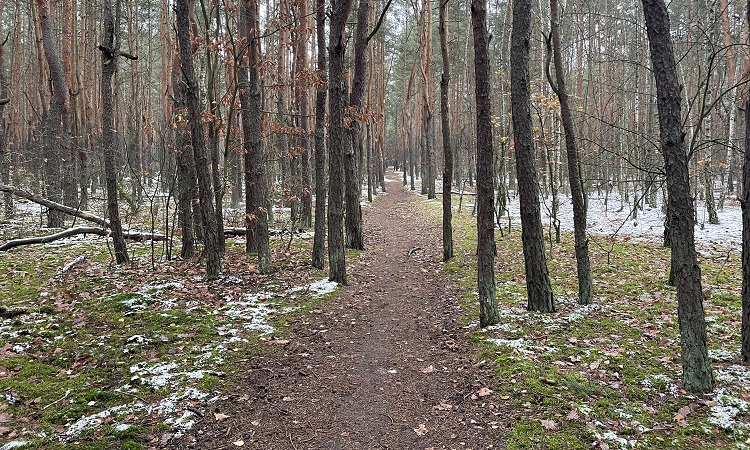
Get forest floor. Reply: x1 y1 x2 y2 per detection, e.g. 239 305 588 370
171 174 506 449
2 169 750 450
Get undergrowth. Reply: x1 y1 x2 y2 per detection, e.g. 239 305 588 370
432 194 748 449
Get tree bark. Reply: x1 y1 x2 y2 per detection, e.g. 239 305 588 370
439 0 453 262
0 227 166 252
511 0 555 312
471 0 500 327
293 0 312 229
238 0 272 274
37 0 71 228
741 0 750 364
175 0 222 279
547 0 592 305
328 0 354 283
172 50 197 260
642 0 713 392
344 0 368 250
100 0 129 264
312 0 327 270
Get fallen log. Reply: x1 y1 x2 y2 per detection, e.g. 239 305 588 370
0 226 166 251
0 184 110 228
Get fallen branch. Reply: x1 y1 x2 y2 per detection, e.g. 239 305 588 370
0 226 166 251
0 184 110 228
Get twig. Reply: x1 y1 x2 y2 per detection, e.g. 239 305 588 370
43 389 72 410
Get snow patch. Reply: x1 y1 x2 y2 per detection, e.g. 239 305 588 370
709 389 749 431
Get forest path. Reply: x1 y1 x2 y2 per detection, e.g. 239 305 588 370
177 171 505 449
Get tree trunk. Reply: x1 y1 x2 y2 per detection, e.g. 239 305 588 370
511 0 555 312
0 3 10 219
175 0 222 279
642 0 713 393
172 50 197 260
439 0 453 262
328 0 354 283
548 0 592 305
471 0 500 327
344 0 368 250
294 0 312 229
311 0 327 270
239 0 272 274
37 0 70 228
100 0 129 264
741 0 750 364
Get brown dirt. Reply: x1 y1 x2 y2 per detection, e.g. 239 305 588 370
172 172 506 449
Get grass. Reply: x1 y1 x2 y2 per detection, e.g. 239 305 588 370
434 195 749 449
0 229 340 449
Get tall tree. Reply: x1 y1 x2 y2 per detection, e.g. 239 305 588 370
312 0 327 270
547 0 592 305
37 0 70 228
328 0 354 283
239 0 272 274
740 0 750 364
511 0 555 312
344 0 368 250
0 0 10 219
293 0 313 228
641 0 713 392
439 0 453 261
472 0 500 327
100 0 130 264
175 0 222 279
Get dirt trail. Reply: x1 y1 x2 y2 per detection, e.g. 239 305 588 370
175 171 505 449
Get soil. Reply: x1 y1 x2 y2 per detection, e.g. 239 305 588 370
172 172 507 449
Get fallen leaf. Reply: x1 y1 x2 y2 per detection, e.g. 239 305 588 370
478 387 493 397
251 420 260 426
539 419 558 430
414 423 428 436
0 413 11 423
566 409 579 420
433 402 453 411
214 412 230 421
421 365 436 374
233 440 244 447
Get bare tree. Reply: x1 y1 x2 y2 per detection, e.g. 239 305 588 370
546 0 592 305
175 0 222 279
100 0 130 264
312 0 327 270
439 0 453 262
642 0 713 393
511 0 555 312
328 0 354 283
472 0 500 327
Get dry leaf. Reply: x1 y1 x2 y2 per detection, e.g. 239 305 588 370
233 440 244 447
414 423 428 436
421 365 436 374
0 413 11 423
539 419 558 430
433 402 453 411
214 412 230 421
566 409 579 420
478 387 493 397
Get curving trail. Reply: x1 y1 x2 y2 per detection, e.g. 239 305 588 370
175 170 505 449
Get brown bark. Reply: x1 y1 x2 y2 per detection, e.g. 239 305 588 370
642 0 713 392
239 0 272 274
293 0 313 228
740 0 750 364
471 0 500 327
